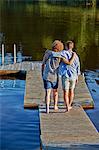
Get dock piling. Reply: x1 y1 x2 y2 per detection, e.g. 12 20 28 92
14 43 17 64
1 44 5 65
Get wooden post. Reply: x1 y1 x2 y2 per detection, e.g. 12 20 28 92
2 44 5 65
14 43 17 64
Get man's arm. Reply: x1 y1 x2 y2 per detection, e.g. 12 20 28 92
41 54 46 76
41 64 45 76
61 52 76 65
76 56 81 83
77 57 81 76
41 50 50 76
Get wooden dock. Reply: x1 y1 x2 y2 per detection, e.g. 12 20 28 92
0 61 42 71
0 62 99 148
24 70 94 109
23 69 99 148
40 107 99 149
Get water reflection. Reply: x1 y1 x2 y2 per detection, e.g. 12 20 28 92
0 1 99 70
0 79 25 89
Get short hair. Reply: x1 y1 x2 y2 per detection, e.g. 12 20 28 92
52 40 60 48
52 40 63 51
66 41 74 49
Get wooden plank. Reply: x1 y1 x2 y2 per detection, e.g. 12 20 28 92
0 61 42 71
24 70 99 148
0 70 19 75
24 70 94 109
40 106 99 149
24 70 45 109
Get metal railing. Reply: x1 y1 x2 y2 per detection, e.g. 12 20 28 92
0 43 32 65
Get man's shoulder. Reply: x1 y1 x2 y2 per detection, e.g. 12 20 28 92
61 50 69 59
52 51 61 58
44 49 52 58
46 50 62 57
45 49 52 54
61 50 68 54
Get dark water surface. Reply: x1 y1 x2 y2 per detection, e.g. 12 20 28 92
85 69 99 132
0 0 99 70
0 80 40 150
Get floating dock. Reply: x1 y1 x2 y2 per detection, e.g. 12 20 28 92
40 107 99 149
0 62 99 149
23 69 99 148
24 70 94 109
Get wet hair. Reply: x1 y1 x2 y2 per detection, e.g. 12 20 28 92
66 40 74 49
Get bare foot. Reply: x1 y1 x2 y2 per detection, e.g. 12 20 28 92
67 106 72 112
54 106 58 110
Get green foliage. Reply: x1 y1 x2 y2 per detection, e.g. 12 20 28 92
0 0 98 70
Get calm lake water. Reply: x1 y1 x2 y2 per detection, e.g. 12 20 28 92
85 69 99 132
0 79 40 150
0 1 99 70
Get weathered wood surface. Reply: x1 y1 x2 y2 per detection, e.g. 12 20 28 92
40 106 99 149
24 70 99 147
0 61 42 71
0 70 19 75
24 70 94 109
24 70 44 108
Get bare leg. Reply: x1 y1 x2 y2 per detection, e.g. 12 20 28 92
63 90 69 111
53 89 58 110
69 89 74 107
45 89 51 114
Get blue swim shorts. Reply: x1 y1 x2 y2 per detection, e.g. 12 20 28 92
43 79 58 89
